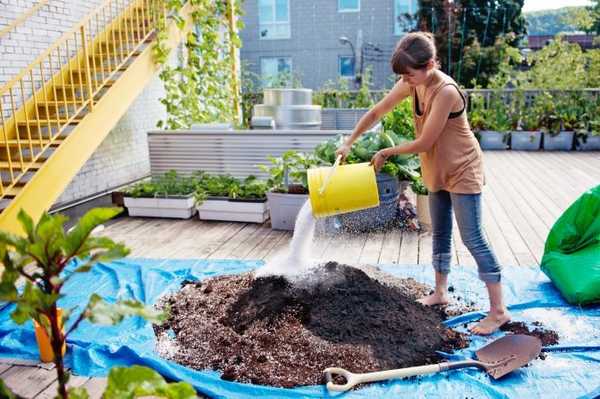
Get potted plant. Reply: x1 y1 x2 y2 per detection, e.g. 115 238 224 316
538 91 575 151
314 131 420 232
470 94 511 150
511 95 542 150
194 174 269 223
259 151 318 230
411 176 431 229
575 98 600 151
124 170 198 219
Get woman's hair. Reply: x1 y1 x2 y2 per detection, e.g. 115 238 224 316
390 32 437 75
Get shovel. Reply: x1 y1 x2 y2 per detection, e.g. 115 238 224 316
324 334 542 392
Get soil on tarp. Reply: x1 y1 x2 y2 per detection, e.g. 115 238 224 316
154 262 469 388
501 321 560 347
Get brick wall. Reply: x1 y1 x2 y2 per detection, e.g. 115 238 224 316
0 0 168 208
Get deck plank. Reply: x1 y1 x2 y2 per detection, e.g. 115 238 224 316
2 366 57 397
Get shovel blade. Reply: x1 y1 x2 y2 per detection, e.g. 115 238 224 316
476 334 542 379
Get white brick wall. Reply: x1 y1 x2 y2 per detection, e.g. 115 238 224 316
1 0 169 207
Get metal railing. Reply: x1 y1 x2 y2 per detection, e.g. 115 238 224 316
0 0 163 198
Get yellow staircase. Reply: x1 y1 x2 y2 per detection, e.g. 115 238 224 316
0 0 193 234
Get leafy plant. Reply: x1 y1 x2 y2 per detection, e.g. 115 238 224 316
314 132 420 181
125 171 198 198
0 208 176 398
411 176 429 196
193 174 269 205
258 151 322 193
153 0 244 129
104 365 196 399
382 97 415 140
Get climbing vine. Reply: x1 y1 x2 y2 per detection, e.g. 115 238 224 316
152 0 244 129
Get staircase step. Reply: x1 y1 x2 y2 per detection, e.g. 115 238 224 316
37 100 96 107
0 161 44 170
1 186 22 198
17 119 82 127
0 139 64 147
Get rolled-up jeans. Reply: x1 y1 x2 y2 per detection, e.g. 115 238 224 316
429 190 501 283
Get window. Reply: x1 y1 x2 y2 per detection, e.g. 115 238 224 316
339 0 360 12
394 0 418 35
259 0 290 39
260 57 292 86
339 56 355 77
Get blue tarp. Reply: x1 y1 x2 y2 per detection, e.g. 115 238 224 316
0 258 599 398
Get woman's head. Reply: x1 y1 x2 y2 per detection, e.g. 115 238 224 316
391 32 437 86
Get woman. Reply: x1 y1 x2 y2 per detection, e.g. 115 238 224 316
335 32 510 335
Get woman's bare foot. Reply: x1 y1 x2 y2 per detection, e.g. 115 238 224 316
469 310 511 335
417 292 450 306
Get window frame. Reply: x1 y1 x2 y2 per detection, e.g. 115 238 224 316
394 0 418 36
338 55 356 78
258 0 291 40
338 0 360 13
259 56 293 85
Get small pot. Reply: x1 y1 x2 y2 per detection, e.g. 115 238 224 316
416 194 431 229
34 308 66 363
575 134 600 151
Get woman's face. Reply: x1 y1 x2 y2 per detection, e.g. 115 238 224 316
401 63 433 87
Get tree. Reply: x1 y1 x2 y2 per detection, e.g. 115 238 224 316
563 1 600 34
416 0 526 87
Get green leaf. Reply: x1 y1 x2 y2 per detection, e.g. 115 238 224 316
17 209 35 242
105 365 196 399
86 294 166 326
67 386 90 399
64 208 123 258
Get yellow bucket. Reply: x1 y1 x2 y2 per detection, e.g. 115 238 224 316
308 156 379 218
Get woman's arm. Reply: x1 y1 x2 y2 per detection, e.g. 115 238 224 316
336 78 411 159
372 86 459 170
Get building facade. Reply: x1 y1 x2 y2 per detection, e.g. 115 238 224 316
239 0 418 90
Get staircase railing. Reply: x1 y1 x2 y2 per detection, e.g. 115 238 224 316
0 0 163 199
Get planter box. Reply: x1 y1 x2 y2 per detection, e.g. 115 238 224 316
335 109 369 130
124 195 195 219
197 198 269 223
544 131 574 151
575 134 600 151
479 131 510 150
416 194 431 228
267 192 309 231
321 109 337 129
511 131 542 151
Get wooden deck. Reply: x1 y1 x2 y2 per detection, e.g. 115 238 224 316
2 151 599 398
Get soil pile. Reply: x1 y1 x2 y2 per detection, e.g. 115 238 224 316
154 262 468 387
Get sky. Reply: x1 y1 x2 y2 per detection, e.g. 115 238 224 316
523 0 593 12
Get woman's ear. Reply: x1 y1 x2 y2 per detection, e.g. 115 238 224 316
426 59 436 70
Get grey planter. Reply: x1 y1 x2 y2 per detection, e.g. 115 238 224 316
267 192 309 231
124 195 196 219
544 131 574 151
511 131 542 151
320 109 337 130
197 198 269 223
335 109 369 130
479 130 510 150
575 134 600 151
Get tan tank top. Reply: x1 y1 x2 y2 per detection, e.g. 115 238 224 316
411 73 485 194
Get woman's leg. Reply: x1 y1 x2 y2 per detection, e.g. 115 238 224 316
451 192 510 335
418 190 453 306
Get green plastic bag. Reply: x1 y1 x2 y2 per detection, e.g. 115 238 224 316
541 185 600 305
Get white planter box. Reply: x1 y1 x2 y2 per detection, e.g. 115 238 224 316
267 192 309 231
416 194 431 228
511 131 542 151
479 130 510 150
124 195 195 219
543 131 574 151
196 198 269 223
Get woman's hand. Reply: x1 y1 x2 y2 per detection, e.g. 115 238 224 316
370 149 389 172
335 143 352 162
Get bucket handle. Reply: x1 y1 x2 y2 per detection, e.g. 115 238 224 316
319 155 342 196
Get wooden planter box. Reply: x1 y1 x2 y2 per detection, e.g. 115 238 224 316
479 130 510 150
196 198 269 223
124 195 196 219
267 192 309 231
575 134 600 151
544 131 574 151
511 131 542 151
